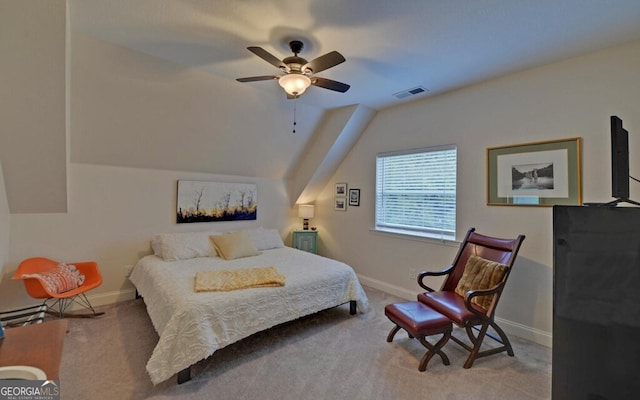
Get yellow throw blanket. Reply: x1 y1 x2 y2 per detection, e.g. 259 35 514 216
194 266 286 292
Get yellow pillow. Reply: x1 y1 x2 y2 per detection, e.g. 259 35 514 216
210 230 260 260
454 255 507 309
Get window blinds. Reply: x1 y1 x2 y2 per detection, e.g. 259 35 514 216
375 145 457 240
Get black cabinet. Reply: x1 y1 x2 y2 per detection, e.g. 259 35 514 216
553 206 640 400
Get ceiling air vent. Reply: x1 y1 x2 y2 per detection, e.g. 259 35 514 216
393 86 429 99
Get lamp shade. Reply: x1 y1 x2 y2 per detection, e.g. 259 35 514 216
279 74 311 96
298 204 315 219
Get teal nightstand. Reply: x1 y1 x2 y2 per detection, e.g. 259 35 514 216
293 230 318 254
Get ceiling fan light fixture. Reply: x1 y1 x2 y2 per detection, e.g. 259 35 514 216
238 42 349 96
278 73 311 96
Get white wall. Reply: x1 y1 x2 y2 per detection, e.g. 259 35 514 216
0 161 10 280
312 40 640 346
0 163 294 310
0 0 67 214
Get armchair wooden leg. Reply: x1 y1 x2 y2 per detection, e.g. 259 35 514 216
490 321 514 357
463 323 486 368
458 321 515 368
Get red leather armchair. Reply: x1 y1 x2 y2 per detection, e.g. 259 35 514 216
417 228 525 368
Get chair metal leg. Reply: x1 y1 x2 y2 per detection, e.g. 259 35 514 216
76 292 97 314
44 294 103 318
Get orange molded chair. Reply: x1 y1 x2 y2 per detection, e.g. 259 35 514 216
12 257 103 317
417 228 525 368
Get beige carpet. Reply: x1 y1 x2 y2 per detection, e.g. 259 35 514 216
59 286 551 399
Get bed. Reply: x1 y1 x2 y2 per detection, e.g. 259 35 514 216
129 228 369 385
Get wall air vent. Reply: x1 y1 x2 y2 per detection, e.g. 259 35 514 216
393 86 429 99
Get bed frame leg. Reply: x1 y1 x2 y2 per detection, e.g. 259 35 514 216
177 367 191 384
350 300 357 315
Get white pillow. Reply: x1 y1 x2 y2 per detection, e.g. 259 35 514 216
247 227 285 250
153 232 220 261
151 235 163 256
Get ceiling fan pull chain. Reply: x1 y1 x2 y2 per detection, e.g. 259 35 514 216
292 96 298 134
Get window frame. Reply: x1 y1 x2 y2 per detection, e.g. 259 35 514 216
374 144 457 241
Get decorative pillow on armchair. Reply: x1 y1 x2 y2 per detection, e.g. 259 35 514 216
454 255 507 309
21 264 85 294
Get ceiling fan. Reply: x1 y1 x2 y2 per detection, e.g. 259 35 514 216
236 40 350 98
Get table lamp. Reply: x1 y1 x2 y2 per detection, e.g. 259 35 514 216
298 205 315 230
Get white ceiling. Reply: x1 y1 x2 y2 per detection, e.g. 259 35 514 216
69 0 640 111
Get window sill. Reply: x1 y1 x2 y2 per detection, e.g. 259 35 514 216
369 228 460 247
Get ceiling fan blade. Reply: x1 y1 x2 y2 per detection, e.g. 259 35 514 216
311 77 350 93
303 51 345 74
236 75 279 82
247 47 287 70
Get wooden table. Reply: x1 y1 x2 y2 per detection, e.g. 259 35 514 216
0 319 68 379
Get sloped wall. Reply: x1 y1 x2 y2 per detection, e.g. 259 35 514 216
0 0 67 214
69 31 323 181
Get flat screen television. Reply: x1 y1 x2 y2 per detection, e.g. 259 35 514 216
611 115 630 201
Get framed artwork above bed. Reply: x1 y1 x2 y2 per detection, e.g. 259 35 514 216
176 180 257 223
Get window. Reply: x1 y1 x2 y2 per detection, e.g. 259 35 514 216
375 145 457 240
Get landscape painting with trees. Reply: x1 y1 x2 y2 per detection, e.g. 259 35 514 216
177 180 257 223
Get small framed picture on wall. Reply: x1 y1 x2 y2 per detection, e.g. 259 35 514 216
349 189 360 206
335 183 347 197
334 197 347 211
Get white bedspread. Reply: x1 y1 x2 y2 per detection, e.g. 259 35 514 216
130 247 369 384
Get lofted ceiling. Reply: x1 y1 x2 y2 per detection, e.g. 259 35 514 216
70 0 640 110
6 1 640 213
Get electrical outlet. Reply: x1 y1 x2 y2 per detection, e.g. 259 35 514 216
124 264 134 277
409 268 416 281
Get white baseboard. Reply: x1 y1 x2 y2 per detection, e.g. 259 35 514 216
89 288 138 307
495 316 552 348
357 273 552 348
64 288 138 312
357 274 417 301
